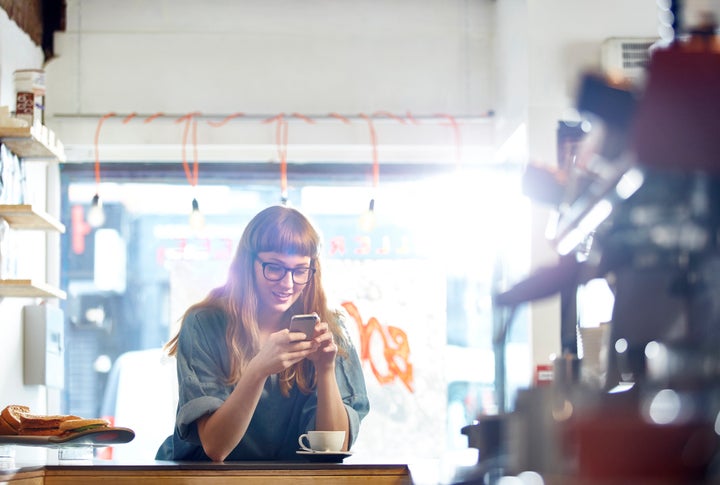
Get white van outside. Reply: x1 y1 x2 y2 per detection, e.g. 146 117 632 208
99 348 178 460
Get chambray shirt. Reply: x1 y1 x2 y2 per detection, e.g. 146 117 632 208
155 307 369 461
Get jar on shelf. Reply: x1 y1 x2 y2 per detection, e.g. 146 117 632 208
13 69 45 128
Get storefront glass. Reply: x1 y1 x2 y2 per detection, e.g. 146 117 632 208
59 162 530 463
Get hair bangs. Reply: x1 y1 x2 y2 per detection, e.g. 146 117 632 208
253 211 318 257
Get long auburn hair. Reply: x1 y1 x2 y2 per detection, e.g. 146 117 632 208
164 205 348 396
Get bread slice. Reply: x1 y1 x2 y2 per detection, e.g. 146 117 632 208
19 413 79 429
18 413 81 436
0 404 30 433
59 418 110 434
0 405 96 436
0 414 18 435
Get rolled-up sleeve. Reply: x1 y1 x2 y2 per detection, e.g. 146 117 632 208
174 309 232 443
337 344 370 446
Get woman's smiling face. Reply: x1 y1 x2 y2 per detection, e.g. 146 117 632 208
254 251 312 319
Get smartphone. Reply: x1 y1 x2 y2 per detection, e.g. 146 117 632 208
290 313 319 340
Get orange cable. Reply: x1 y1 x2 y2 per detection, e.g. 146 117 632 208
262 113 285 124
436 113 462 168
275 118 289 197
282 121 288 196
372 110 406 124
207 112 245 127
291 112 315 124
329 112 352 124
360 114 379 189
273 114 285 164
180 116 192 186
94 111 466 192
144 112 164 123
192 117 199 187
177 113 202 187
175 112 201 123
93 112 116 191
405 111 421 125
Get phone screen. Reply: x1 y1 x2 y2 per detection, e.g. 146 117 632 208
290 313 319 339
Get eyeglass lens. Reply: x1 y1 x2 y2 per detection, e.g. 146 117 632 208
262 262 313 284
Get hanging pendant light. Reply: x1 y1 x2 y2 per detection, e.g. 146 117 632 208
189 197 205 233
87 193 105 228
359 197 376 232
179 113 204 234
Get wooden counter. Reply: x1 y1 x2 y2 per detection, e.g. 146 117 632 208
0 461 413 485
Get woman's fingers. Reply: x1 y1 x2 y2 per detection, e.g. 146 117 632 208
252 331 317 374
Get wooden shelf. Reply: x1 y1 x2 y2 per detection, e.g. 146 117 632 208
0 124 66 162
0 279 66 299
0 204 65 232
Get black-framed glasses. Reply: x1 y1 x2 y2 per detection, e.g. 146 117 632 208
257 260 316 285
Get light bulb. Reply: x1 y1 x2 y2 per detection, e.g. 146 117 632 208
359 198 376 232
189 198 205 233
87 194 106 228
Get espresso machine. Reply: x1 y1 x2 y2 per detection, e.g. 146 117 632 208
460 6 720 483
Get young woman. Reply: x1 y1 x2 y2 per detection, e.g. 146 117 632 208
155 205 369 462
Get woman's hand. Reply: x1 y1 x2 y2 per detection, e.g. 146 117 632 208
307 321 349 450
198 329 314 463
248 329 318 377
306 321 338 372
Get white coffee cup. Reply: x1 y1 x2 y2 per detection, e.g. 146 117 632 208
298 430 345 452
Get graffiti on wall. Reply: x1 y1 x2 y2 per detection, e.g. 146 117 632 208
342 301 414 392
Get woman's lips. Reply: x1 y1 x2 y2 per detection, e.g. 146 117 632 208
272 290 293 303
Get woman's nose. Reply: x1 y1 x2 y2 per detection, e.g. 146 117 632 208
278 271 295 287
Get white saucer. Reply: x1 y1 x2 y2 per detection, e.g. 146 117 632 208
297 450 352 456
296 449 353 463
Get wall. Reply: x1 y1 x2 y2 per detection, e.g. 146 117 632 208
0 6 57 462
45 0 499 164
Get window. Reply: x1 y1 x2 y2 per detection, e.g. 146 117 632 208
59 161 530 464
